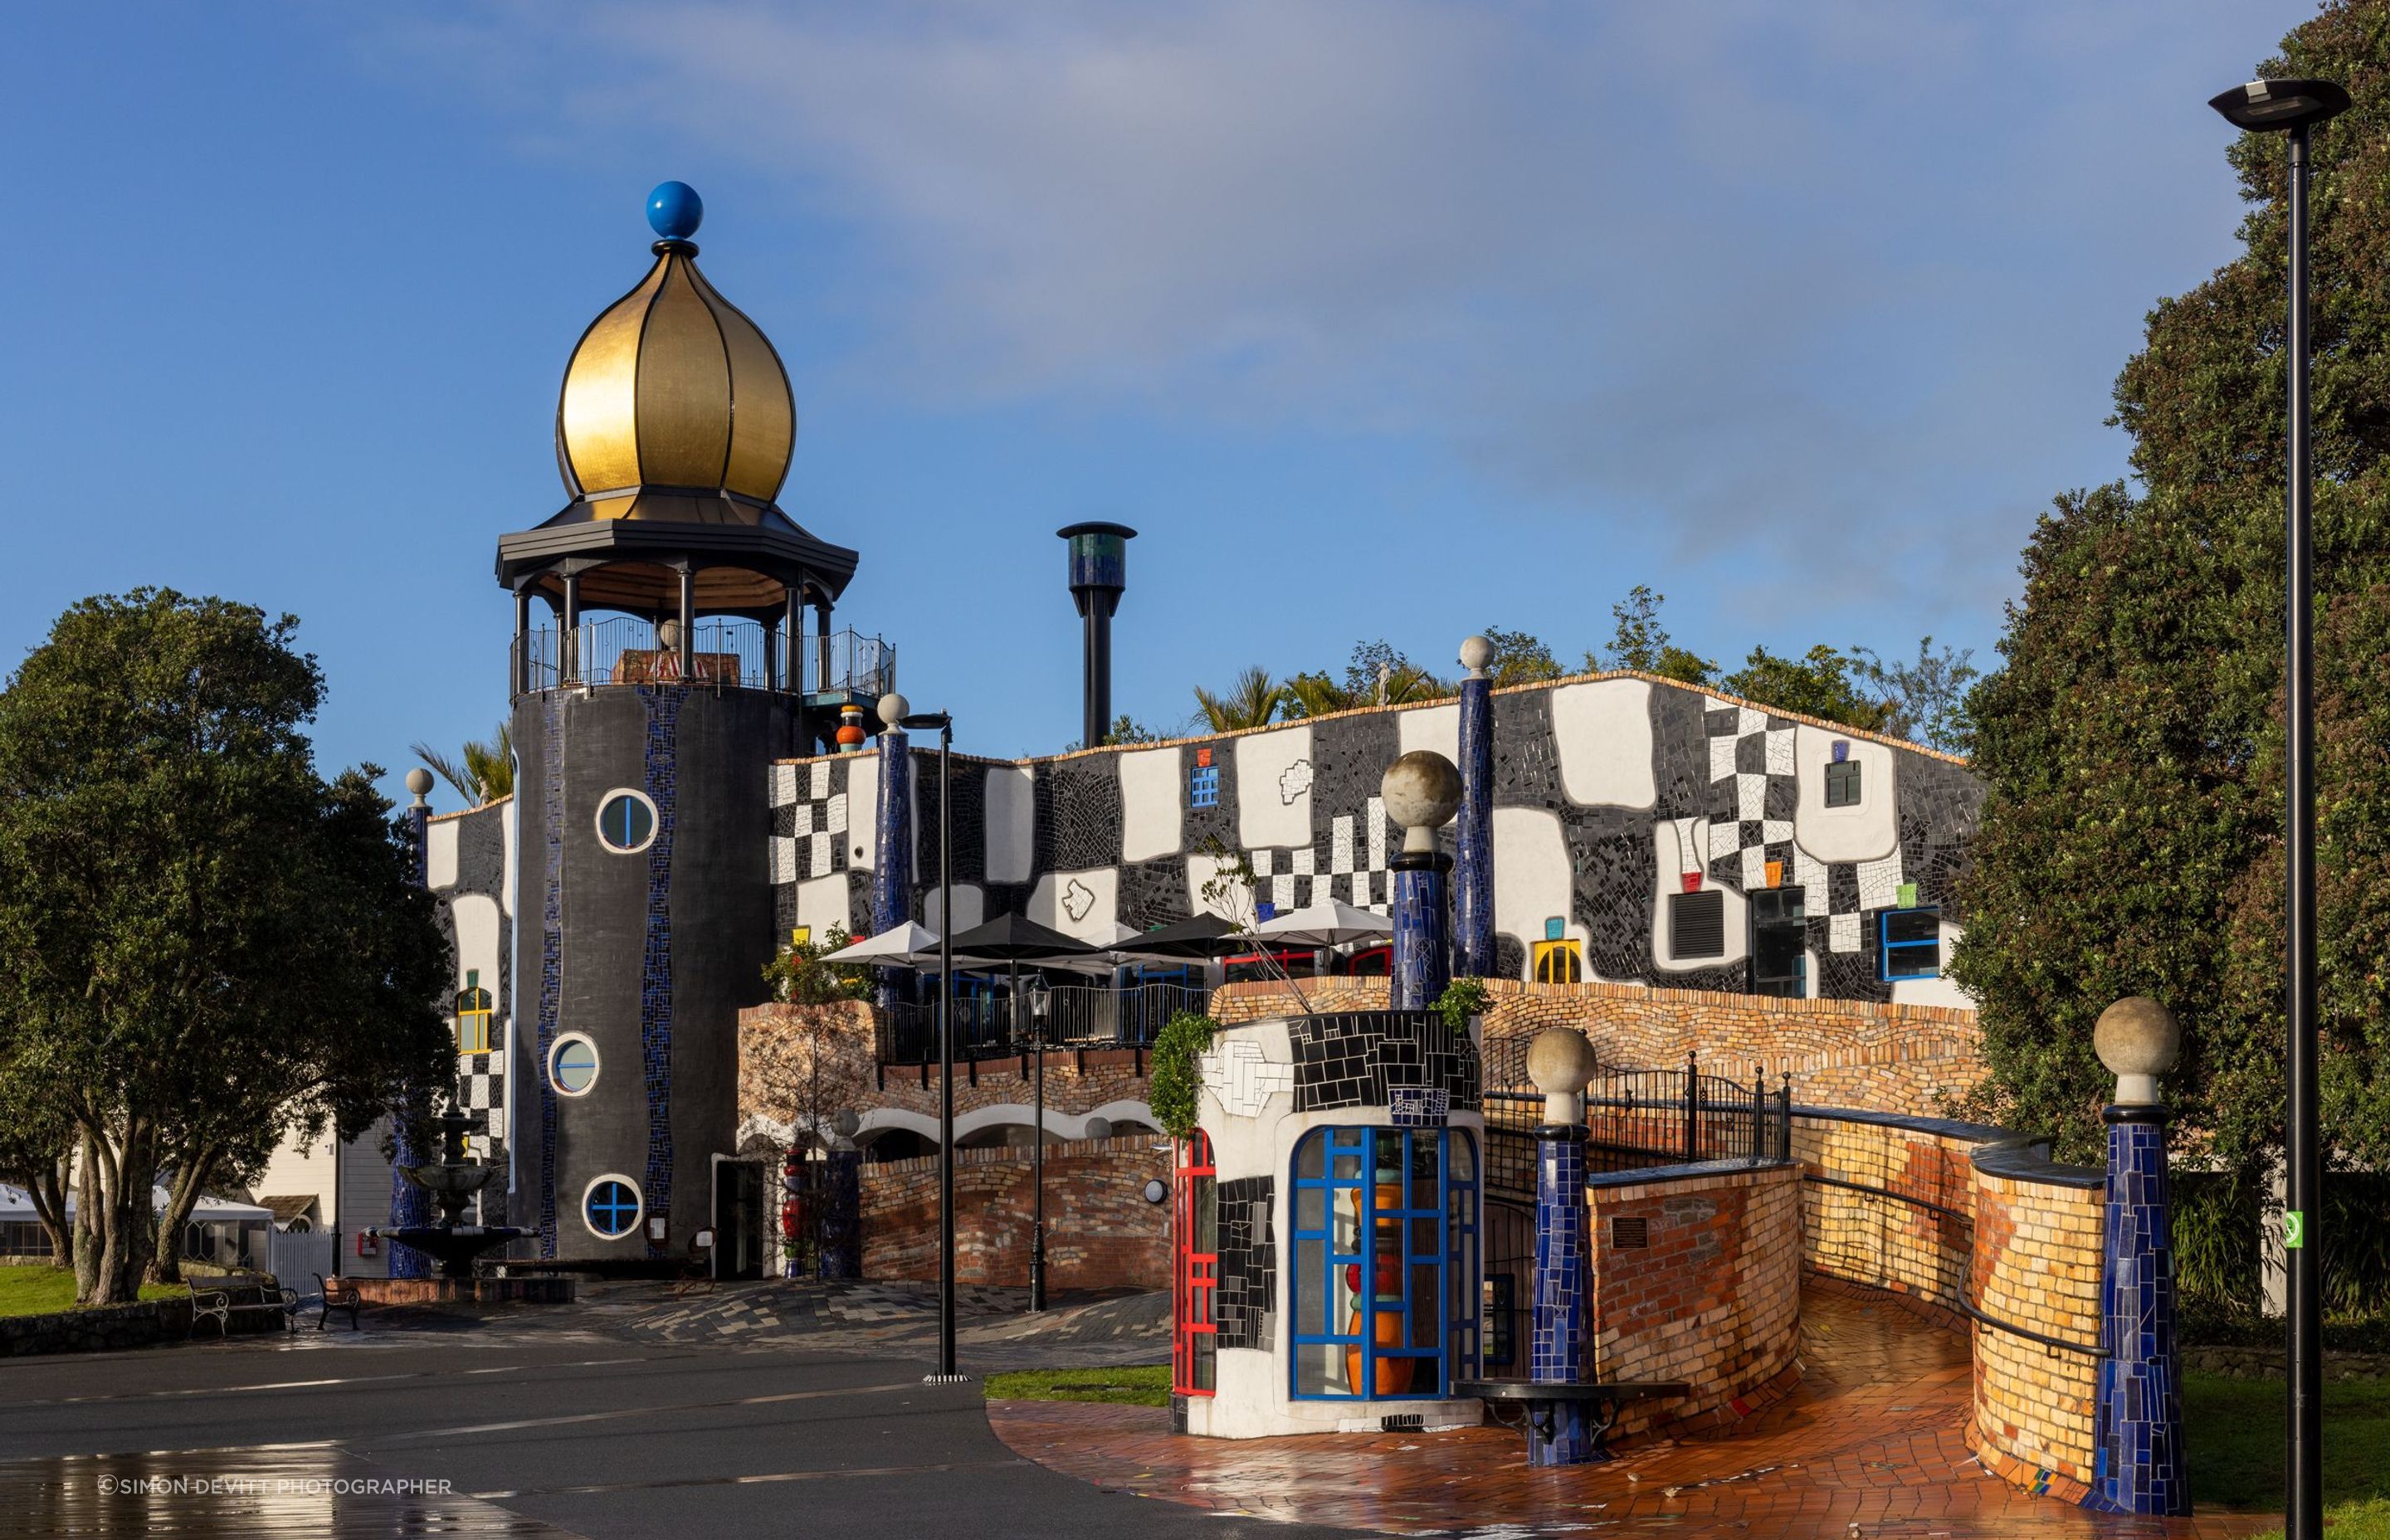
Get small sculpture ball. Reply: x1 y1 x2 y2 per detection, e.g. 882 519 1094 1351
646 180 704 240
830 1109 861 1139
1458 634 1495 677
404 768 434 797
1083 1116 1114 1141
876 692 910 729
1380 749 1462 831
2094 996 2182 1077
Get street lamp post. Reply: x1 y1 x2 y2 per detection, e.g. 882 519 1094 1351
896 703 960 1382
2208 76 2351 1540
1022 987 1049 1312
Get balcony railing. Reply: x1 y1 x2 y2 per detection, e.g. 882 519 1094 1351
515 618 893 699
876 982 1212 1065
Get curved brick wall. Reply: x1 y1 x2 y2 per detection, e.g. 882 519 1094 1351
1968 1147 2103 1499
1585 1161 1806 1441
856 1135 1169 1289
1212 978 1983 1115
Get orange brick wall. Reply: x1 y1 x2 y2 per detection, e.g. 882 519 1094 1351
1794 1117 1980 1315
1587 1162 1806 1441
1967 1164 2102 1497
857 1136 1171 1289
739 1002 1158 1126
1210 977 1983 1114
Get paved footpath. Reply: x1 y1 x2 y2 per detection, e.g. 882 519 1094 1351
990 1281 2282 1540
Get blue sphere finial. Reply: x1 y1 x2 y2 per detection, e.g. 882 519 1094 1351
646 181 703 241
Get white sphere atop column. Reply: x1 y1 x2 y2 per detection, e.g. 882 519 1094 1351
1381 749 1461 855
1526 1028 1597 1124
876 692 910 730
1458 635 1495 680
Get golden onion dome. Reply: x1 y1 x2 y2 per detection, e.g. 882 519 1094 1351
554 182 794 521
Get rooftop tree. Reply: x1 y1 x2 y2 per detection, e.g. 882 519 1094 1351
1955 2 2390 1171
0 591 449 1302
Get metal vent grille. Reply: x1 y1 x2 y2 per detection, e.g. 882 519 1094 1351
1380 1413 1424 1432
1670 889 1726 958
1612 1216 1651 1249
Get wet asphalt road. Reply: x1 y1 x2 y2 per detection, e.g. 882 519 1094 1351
0 1330 1357 1538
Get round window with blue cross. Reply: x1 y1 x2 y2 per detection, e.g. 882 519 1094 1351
593 789 659 854
583 1175 643 1240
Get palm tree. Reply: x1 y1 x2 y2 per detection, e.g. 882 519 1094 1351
1193 666 1285 732
412 723 515 807
1280 670 1356 719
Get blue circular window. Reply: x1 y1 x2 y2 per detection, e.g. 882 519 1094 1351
549 1034 599 1096
594 790 658 853
583 1176 642 1240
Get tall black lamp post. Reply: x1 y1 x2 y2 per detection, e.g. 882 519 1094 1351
2208 75 2351 1540
898 704 961 1382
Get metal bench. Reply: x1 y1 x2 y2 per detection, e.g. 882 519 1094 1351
185 1279 300 1338
1453 1379 1687 1464
313 1273 363 1332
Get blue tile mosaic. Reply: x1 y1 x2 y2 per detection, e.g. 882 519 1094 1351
1455 676 1495 978
388 804 434 1279
1390 855 1451 1011
2090 1106 2188 1515
871 728 910 1008
535 693 561 1258
1529 1128 1597 1465
637 686 683 1260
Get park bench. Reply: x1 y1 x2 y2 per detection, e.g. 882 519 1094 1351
313 1273 363 1332
1452 1378 1687 1462
185 1278 300 1338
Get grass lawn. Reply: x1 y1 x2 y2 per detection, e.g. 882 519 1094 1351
2186 1370 2390 1537
982 1364 1172 1406
0 1266 179 1318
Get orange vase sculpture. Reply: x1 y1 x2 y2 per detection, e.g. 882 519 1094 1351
1342 1182 1414 1395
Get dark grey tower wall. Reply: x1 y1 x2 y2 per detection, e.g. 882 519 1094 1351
513 684 793 1263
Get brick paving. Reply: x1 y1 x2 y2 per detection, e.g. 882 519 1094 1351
988 1280 2280 1539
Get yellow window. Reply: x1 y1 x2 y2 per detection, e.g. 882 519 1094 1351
1531 939 1583 984
455 970 494 1055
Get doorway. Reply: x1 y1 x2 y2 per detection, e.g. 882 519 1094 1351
711 1158 766 1281
1750 887 1807 998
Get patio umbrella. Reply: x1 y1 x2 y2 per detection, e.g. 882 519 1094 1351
832 919 945 967
1113 910 1243 961
945 913 1098 992
1251 897 1394 949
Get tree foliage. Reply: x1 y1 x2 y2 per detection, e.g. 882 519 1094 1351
1148 1011 1219 1140
1956 2 2390 1170
412 722 514 806
0 591 450 1300
1193 665 1286 731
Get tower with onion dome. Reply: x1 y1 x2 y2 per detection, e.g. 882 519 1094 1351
500 183 878 1262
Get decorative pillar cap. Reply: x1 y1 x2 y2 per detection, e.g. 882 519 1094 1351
2095 995 2180 1106
1526 1027 1597 1125
1381 749 1461 855
1458 635 1495 680
876 692 910 731
404 768 433 806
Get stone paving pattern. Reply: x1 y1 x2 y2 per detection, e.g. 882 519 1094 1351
990 1279 2277 1540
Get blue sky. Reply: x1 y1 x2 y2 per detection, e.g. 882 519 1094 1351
0 2 2313 809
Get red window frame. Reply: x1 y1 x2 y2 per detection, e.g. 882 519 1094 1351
1173 1131 1217 1396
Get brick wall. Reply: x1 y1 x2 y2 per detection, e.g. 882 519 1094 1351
1586 1161 1806 1440
1967 1157 2103 1499
1211 977 1983 1115
1795 1114 1983 1317
858 1135 1171 1289
739 1002 1157 1129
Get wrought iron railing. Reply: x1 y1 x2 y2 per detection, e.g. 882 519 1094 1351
874 982 1210 1065
1483 1055 1793 1203
515 619 893 699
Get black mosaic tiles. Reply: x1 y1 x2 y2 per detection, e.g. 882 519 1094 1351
1290 1011 1481 1114
1215 1174 1275 1351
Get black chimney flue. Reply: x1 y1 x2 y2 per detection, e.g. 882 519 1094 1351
1057 523 1136 750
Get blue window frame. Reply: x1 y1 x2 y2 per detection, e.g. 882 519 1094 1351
1190 763 1219 808
1878 906 1942 981
1289 1126 1477 1400
595 789 658 854
584 1177 641 1239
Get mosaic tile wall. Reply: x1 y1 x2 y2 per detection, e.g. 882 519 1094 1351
1289 1011 1481 1114
763 670 1983 1005
536 690 563 1257
637 685 684 1260
2090 1114 2186 1515
1214 1174 1275 1351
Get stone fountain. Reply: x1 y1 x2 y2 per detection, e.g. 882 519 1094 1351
368 1104 528 1282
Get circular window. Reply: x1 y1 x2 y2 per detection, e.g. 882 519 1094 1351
583 1174 643 1240
549 1034 600 1097
594 789 658 854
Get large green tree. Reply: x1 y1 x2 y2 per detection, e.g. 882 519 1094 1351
0 591 450 1301
1956 2 2390 1169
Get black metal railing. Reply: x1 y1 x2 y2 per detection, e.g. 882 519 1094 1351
515 619 894 699
1483 1055 1793 1203
874 982 1209 1065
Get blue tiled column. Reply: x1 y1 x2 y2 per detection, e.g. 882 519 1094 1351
388 799 434 1279
1529 1125 1595 1464
2090 1104 2188 1514
871 729 911 1010
817 1148 862 1280
1390 853 1451 1011
1454 674 1495 978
